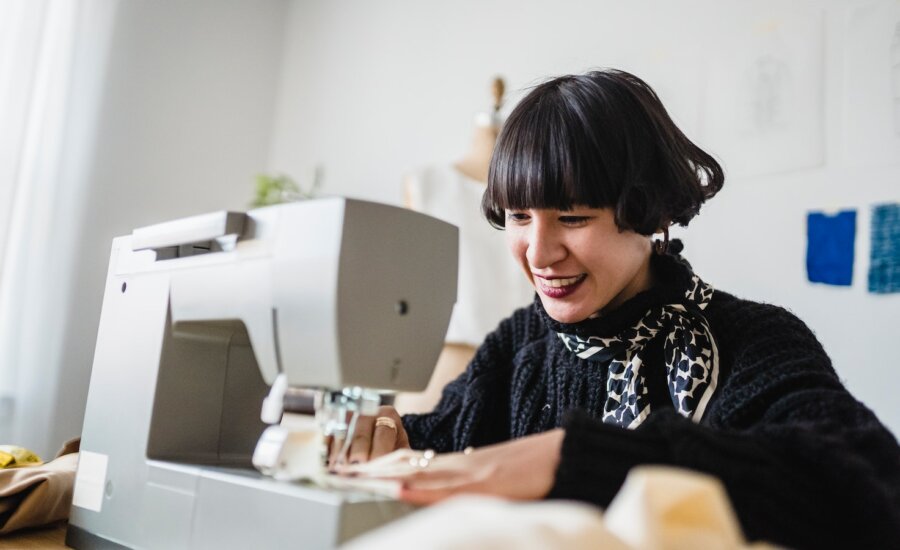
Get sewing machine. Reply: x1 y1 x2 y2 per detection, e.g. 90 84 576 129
66 198 458 549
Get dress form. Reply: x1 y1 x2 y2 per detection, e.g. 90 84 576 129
396 78 511 414
452 111 500 183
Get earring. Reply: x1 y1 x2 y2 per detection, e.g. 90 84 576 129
653 227 669 255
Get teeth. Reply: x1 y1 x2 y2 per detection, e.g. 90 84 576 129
546 276 581 288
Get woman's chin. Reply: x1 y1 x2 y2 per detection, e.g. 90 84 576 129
541 301 592 324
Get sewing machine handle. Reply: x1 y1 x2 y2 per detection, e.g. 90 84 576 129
131 210 246 255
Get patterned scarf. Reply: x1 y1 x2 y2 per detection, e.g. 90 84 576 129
557 274 719 429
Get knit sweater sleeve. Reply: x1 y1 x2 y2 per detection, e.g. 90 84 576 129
402 303 544 452
548 298 900 549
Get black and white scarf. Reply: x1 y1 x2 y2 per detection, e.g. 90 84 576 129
557 274 719 429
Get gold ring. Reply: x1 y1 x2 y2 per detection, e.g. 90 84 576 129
374 417 397 431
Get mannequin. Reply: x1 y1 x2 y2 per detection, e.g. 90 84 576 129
452 77 504 183
395 78 530 414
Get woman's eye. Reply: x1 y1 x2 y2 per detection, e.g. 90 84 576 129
506 212 530 223
559 216 590 225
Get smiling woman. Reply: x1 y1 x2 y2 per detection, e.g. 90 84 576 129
336 69 900 549
485 69 720 324
504 207 653 323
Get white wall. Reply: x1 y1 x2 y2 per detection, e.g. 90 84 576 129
28 0 288 457
20 0 898 456
269 0 900 432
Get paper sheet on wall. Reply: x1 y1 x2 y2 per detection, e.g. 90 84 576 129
843 1 900 166
699 7 825 178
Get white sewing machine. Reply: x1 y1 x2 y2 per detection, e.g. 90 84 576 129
66 198 458 549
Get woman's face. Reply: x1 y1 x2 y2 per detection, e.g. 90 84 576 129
505 207 653 323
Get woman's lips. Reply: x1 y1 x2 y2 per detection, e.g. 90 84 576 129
535 274 586 299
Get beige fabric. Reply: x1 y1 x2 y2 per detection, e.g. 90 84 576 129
342 466 782 550
343 495 627 550
0 438 79 535
604 467 779 549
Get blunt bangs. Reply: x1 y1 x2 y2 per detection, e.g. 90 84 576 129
482 77 622 229
482 70 724 234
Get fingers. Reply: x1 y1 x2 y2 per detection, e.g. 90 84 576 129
335 449 467 484
370 417 399 459
394 420 411 450
327 405 409 468
375 405 411 450
327 434 346 469
366 405 409 459
347 415 375 465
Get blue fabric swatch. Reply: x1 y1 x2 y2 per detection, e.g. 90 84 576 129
806 210 856 286
868 203 900 294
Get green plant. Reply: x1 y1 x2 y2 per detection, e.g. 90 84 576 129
251 172 321 207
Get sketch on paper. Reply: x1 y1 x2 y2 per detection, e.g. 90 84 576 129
749 54 789 134
700 9 825 178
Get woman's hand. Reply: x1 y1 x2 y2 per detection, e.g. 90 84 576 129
336 429 565 505
327 405 410 468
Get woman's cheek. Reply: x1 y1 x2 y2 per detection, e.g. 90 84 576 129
505 229 525 260
506 231 533 284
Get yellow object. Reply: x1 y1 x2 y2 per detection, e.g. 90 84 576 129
0 445 43 468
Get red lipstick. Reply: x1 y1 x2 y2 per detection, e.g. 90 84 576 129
535 274 586 299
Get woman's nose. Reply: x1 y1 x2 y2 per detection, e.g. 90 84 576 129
526 224 567 269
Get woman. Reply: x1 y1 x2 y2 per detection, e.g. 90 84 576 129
337 70 900 548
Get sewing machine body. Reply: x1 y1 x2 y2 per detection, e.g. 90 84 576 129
66 199 457 549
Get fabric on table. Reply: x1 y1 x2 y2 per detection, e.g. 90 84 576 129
342 494 623 550
0 446 42 469
604 466 750 549
340 466 779 550
0 438 79 535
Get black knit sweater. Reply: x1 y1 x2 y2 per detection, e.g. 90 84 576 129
402 252 900 549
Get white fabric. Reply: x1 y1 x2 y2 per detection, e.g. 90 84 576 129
343 495 625 550
341 466 776 550
406 165 534 346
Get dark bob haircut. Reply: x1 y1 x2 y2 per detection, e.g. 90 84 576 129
482 69 724 234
